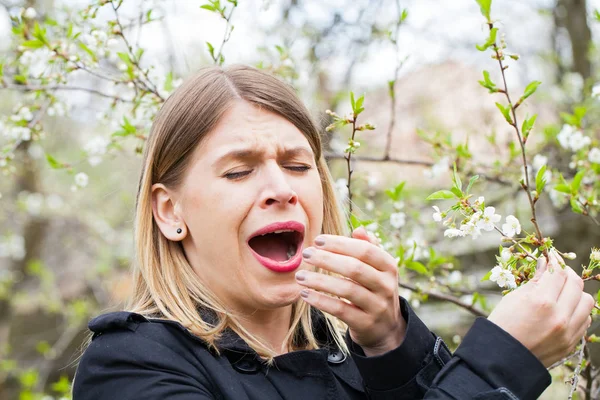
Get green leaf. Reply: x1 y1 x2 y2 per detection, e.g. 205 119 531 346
571 170 585 192
51 376 71 394
521 81 541 100
117 51 130 64
570 197 584 214
426 190 456 200
200 4 216 11
553 183 572 194
350 91 356 112
478 70 497 93
45 154 63 169
466 175 479 194
450 187 463 198
164 71 173 92
476 27 497 51
401 9 409 22
521 114 537 140
205 41 215 59
406 260 430 276
13 75 27 84
452 163 462 193
535 164 547 194
495 102 513 124
20 39 44 49
595 9 600 21
475 0 492 20
481 270 492 282
78 42 97 61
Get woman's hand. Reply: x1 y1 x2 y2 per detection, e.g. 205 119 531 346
296 226 406 357
488 250 595 368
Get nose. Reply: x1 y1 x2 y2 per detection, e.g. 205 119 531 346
261 164 298 208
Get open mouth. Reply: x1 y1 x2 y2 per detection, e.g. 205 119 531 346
247 222 305 272
248 230 303 262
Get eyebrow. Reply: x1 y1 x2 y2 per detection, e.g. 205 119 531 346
212 146 315 171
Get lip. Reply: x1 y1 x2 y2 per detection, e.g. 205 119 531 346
247 221 305 273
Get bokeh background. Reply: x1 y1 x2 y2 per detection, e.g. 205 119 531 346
1 0 600 398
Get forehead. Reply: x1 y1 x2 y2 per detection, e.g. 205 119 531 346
196 100 314 160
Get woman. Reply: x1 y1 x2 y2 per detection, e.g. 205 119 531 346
73 65 594 400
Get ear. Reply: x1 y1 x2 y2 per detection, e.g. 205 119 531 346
151 183 187 241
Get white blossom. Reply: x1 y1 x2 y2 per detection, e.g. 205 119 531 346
591 248 600 262
19 48 54 76
532 154 547 170
84 136 110 166
444 228 466 238
476 207 501 232
447 270 462 285
592 84 600 98
589 148 600 164
432 206 442 222
424 156 450 179
365 200 374 211
5 126 32 141
557 125 591 151
460 220 482 239
502 215 521 238
490 265 517 289
23 7 37 19
0 235 26 260
390 212 406 229
500 247 512 263
75 172 89 188
25 192 44 216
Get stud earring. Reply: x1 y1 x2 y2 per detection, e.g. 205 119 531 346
176 228 182 234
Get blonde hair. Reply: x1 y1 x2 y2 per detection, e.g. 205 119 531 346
127 64 349 360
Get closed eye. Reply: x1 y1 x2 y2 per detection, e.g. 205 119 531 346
285 165 311 172
224 165 311 180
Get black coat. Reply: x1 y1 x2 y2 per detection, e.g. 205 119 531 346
73 298 551 400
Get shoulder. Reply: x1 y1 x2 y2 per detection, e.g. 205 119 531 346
73 311 217 399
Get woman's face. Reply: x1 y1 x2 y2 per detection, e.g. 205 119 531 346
175 100 323 313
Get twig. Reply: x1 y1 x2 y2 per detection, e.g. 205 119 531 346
549 351 582 370
488 22 544 245
346 118 358 220
110 0 164 101
214 3 236 65
568 336 587 400
398 279 488 318
324 152 512 186
383 0 405 160
3 82 131 102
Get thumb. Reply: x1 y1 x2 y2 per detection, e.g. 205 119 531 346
531 254 548 281
352 226 378 245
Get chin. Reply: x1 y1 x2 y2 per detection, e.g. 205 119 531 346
254 281 302 310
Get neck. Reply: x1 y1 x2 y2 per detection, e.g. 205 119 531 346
238 304 294 356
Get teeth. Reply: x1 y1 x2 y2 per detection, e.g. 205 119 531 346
262 229 294 236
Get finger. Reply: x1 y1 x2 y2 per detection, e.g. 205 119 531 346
535 254 569 300
302 247 384 292
300 288 366 327
557 267 585 315
532 255 548 281
312 234 396 273
295 270 378 312
569 292 595 335
352 226 379 246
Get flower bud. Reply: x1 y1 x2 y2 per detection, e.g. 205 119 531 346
564 252 577 260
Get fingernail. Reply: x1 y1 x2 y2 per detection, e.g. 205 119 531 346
300 289 310 299
314 236 325 247
302 248 314 259
295 270 306 282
